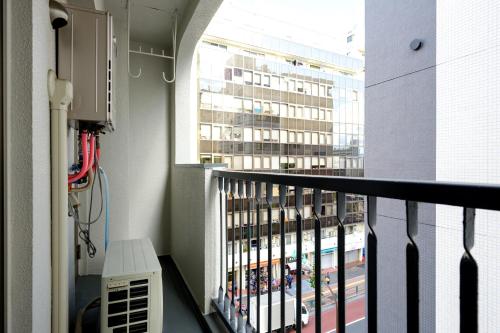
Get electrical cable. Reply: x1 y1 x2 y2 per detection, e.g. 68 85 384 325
99 166 110 251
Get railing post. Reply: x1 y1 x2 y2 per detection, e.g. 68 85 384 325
255 182 262 332
313 188 322 333
245 181 253 332
266 182 273 333
230 179 237 330
406 201 419 333
460 208 477 333
279 185 287 332
336 192 346 333
218 177 224 308
367 196 377 333
295 186 304 333
224 178 230 319
237 180 245 333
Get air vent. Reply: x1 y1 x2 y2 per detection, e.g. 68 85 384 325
130 279 148 286
129 322 148 333
129 310 148 323
130 297 148 311
108 290 127 302
130 286 148 298
113 327 127 333
107 314 127 327
108 301 127 315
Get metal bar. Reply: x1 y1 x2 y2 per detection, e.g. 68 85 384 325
406 201 419 333
230 179 236 329
337 192 346 333
212 170 500 211
238 180 244 319
266 183 273 333
255 182 262 333
313 189 322 333
296 187 304 333
218 178 224 306
246 181 253 328
279 185 286 332
460 208 477 333
129 48 175 60
224 179 230 318
367 196 377 333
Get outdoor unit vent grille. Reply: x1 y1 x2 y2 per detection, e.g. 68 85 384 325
101 239 162 333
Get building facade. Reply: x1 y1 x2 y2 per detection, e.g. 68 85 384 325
197 35 365 288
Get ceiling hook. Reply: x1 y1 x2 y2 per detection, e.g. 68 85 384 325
127 0 142 79
161 10 177 83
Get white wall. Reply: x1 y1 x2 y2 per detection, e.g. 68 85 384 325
4 0 54 331
436 1 500 331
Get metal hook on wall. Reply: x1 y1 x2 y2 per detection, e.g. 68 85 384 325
127 0 142 78
161 11 177 84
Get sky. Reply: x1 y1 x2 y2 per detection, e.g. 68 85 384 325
206 0 364 54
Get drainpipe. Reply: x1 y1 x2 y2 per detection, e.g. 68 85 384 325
48 69 73 333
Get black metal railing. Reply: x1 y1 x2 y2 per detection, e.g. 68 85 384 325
212 170 500 333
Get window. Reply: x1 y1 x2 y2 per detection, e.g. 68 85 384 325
271 76 280 89
312 108 319 119
200 154 211 164
244 70 253 84
304 107 311 119
326 110 332 121
254 73 261 85
296 107 303 118
319 133 325 144
254 101 262 113
280 156 288 169
297 81 303 93
263 156 271 169
272 130 279 142
200 124 211 140
272 156 279 169
200 92 211 109
289 105 295 118
319 85 326 97
289 157 296 169
263 75 270 87
224 68 232 81
312 157 319 169
352 90 359 101
289 131 296 143
327 86 333 97
271 103 279 116
213 126 221 140
327 157 333 168
234 156 243 170
280 78 288 91
288 79 296 92
304 132 311 144
233 127 242 141
223 127 232 140
319 109 325 120
244 156 253 169
234 68 243 84
304 156 311 169
233 98 243 112
304 82 311 95
263 102 271 114
224 156 232 168
243 99 252 112
297 132 303 143
263 129 271 141
327 134 332 145
280 130 288 143
280 104 288 117
254 129 261 141
312 132 319 145
297 157 303 169
320 157 326 168
254 156 261 169
244 128 253 142
312 83 319 96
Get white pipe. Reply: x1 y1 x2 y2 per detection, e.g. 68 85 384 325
48 69 73 333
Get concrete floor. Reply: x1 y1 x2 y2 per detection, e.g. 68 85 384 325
74 256 226 332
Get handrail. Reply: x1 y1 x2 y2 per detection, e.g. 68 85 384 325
213 170 500 211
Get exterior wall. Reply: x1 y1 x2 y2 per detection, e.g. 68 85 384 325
4 0 54 331
436 1 500 331
365 0 436 332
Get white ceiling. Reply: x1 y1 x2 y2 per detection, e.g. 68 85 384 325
128 0 190 48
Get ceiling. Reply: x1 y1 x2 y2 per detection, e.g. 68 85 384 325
128 0 190 48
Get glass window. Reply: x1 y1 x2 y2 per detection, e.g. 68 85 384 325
280 156 288 169
304 107 311 119
319 109 325 120
312 83 319 96
304 132 311 144
234 155 243 170
312 157 319 168
304 206 311 219
200 92 211 109
233 127 242 141
263 129 271 141
272 103 279 116
297 81 303 93
263 156 271 169
304 82 311 95
352 90 359 101
244 155 253 169
271 76 280 89
280 130 288 143
243 99 252 112
254 101 262 113
289 131 296 143
312 108 319 119
297 132 303 143
233 98 243 112
254 73 261 85
263 102 271 114
213 126 221 140
234 68 243 84
244 128 252 142
289 157 296 168
326 110 332 121
280 78 288 91
224 68 232 81
297 157 303 169
272 156 279 170
319 85 326 97
296 107 303 118
224 156 232 168
200 124 211 140
244 70 253 84
288 79 296 92
304 157 311 169
272 130 279 142
200 154 211 164
327 86 333 97
320 157 326 168
263 75 270 87
320 133 325 144
312 132 319 145
254 156 261 169
327 134 332 145
280 104 288 117
254 129 261 141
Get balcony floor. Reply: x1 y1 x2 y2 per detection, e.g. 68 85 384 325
75 256 226 332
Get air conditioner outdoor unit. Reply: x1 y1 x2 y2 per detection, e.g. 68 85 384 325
101 238 163 333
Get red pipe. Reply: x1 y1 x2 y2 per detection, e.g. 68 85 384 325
68 131 91 184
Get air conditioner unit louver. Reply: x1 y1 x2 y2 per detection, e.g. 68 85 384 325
101 239 163 333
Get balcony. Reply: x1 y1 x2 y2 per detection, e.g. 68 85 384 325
167 164 500 333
